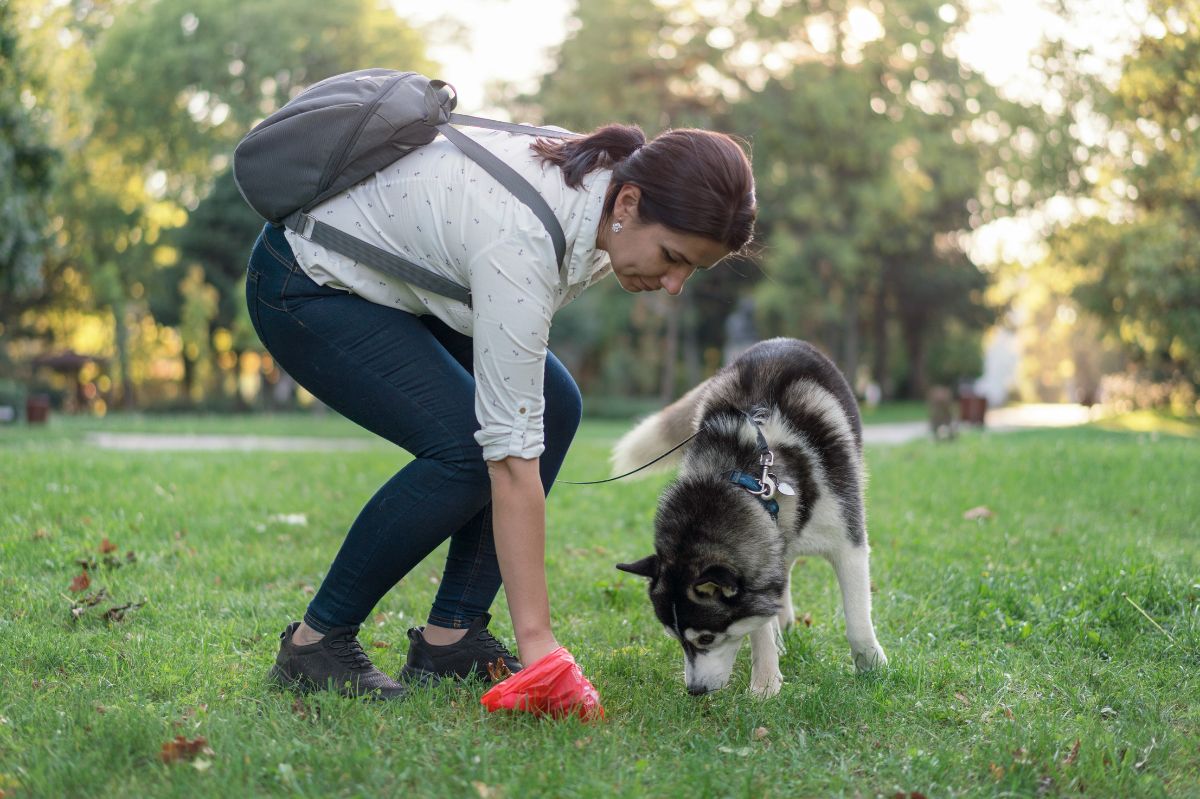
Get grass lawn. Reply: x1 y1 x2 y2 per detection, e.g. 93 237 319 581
0 416 1196 798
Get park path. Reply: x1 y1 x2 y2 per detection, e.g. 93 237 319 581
84 403 1096 452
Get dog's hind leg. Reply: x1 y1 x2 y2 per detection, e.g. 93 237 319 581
749 617 784 698
828 543 887 672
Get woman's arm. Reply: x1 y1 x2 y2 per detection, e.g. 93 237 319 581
488 455 560 665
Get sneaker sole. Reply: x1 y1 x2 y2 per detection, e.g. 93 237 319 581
268 665 407 701
399 664 502 686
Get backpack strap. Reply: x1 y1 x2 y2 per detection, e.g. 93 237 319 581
447 114 580 140
284 211 473 307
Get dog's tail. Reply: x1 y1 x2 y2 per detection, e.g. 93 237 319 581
610 380 711 477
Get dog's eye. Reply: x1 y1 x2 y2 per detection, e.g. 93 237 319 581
696 633 716 647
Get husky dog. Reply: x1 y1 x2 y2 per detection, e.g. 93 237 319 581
613 338 887 697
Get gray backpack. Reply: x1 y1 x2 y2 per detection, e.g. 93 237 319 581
233 68 579 306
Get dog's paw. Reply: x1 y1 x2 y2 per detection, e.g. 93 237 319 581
749 669 783 698
852 644 887 673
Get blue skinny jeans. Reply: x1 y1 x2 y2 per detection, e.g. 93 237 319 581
245 224 582 633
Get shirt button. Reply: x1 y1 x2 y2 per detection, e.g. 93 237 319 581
519 407 527 415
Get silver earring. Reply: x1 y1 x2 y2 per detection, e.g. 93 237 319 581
611 221 623 234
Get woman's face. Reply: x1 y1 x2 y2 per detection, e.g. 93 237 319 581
599 185 731 296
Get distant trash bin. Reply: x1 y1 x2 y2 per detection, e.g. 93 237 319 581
26 394 50 424
958 392 988 426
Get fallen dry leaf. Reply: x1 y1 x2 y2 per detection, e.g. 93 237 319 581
372 640 391 649
990 763 1005 781
472 781 494 798
963 506 994 521
79 588 109 607
954 692 971 707
753 726 769 741
32 528 50 540
801 612 813 627
103 601 144 622
69 571 91 593
1062 739 1081 766
486 658 512 682
159 735 212 764
99 537 117 554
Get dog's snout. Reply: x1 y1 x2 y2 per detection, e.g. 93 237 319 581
687 684 711 696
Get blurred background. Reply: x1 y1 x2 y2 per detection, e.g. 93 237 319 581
1 0 1197 424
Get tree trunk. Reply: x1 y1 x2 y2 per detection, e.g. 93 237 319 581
901 314 928 399
681 293 702 390
872 280 890 400
841 285 860 390
659 297 680 403
112 300 136 409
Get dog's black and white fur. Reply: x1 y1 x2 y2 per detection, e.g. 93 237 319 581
614 338 886 697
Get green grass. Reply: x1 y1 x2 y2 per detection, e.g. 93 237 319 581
1 418 1197 797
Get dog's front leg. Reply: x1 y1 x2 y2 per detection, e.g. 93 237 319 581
829 543 887 672
748 617 784 698
777 565 796 631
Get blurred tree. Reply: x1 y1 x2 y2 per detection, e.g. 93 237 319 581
0 0 58 329
1054 1 1200 387
534 0 1078 401
739 0 1072 397
91 0 434 198
9 0 431 406
531 0 743 400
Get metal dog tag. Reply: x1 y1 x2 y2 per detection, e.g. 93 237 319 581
776 481 795 496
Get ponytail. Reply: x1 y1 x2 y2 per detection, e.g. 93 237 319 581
532 124 757 254
530 124 647 189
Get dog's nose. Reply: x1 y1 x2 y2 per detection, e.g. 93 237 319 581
687 685 711 696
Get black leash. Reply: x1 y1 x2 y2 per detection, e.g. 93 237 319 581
555 430 700 486
555 408 775 488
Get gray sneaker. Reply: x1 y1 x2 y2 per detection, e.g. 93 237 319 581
267 622 407 700
399 613 523 685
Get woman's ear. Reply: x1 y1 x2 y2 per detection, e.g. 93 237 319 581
613 183 642 224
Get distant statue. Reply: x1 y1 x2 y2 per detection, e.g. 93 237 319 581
723 296 759 366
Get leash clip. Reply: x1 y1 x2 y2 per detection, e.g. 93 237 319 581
753 451 777 499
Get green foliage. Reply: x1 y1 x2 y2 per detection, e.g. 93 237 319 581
90 0 434 195
0 0 59 314
1052 1 1200 385
536 0 1061 399
0 421 1197 796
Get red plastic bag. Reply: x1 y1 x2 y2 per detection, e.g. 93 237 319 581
480 646 604 720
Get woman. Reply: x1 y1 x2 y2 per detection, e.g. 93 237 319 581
248 122 756 701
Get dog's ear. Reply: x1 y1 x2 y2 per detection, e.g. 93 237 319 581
692 565 739 599
616 554 659 579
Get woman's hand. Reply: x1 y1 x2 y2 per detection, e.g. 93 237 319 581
487 456 560 664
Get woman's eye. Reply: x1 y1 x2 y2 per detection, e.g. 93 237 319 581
662 249 677 263
697 634 716 647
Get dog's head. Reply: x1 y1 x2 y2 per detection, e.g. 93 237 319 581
617 475 786 695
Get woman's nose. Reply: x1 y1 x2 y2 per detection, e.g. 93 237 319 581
662 266 693 295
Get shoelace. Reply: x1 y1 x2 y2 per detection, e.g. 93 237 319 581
475 629 516 661
327 634 374 670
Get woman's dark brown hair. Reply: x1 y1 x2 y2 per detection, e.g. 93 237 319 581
531 124 756 253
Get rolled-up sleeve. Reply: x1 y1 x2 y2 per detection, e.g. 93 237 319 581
468 230 560 461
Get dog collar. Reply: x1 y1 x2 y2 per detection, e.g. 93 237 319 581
725 470 780 520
